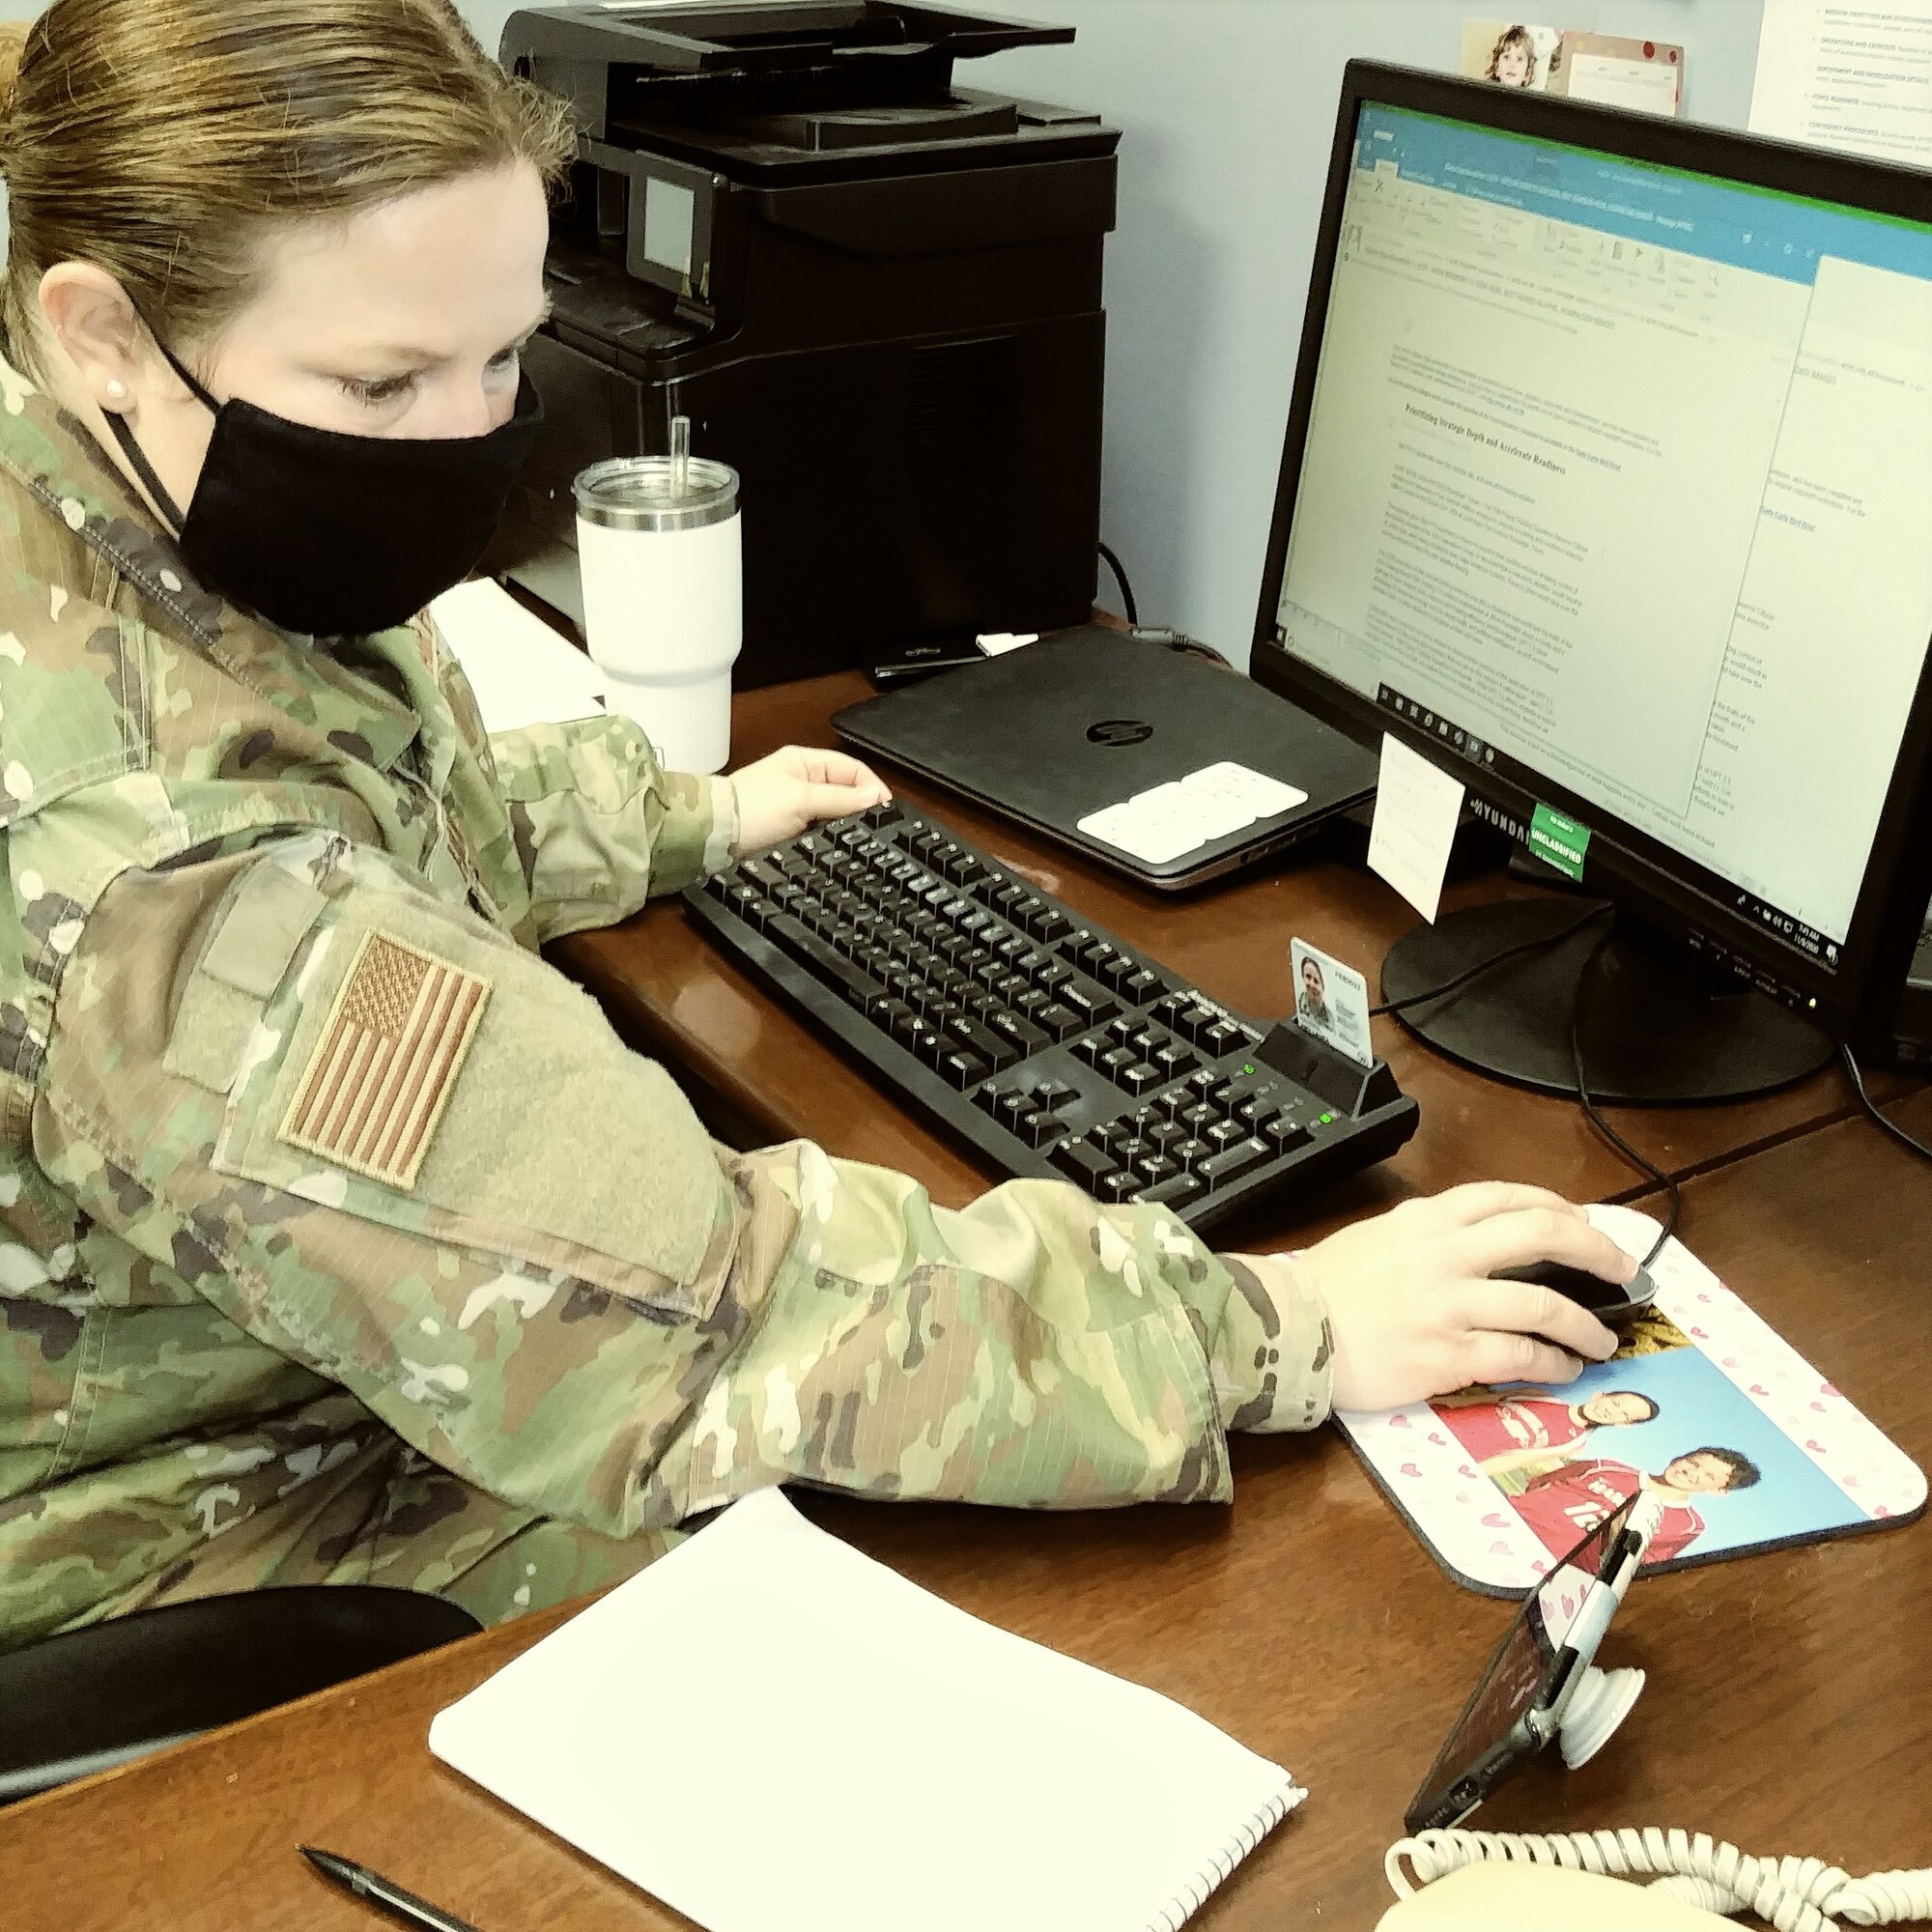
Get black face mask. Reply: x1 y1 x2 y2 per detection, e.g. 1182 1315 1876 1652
104 333 541 638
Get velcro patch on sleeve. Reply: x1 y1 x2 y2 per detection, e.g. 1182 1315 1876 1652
278 929 490 1190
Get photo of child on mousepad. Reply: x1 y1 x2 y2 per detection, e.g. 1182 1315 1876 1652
1338 1205 1926 1595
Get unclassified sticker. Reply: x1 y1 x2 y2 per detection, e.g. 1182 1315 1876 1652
1528 804 1591 882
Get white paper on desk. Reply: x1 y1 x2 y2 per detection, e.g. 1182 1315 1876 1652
428 579 608 733
429 1488 1303 1932
1367 732 1463 923
1749 0 1932 165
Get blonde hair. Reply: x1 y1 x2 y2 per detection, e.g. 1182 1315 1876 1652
0 0 575 380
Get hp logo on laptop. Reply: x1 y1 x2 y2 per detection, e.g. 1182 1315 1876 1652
1087 719 1154 747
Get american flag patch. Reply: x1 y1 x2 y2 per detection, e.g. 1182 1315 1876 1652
278 930 490 1190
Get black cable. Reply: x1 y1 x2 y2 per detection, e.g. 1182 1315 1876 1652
1568 926 1678 1269
1097 541 1138 627
1369 901 1612 1018
1363 898 1673 1263
1840 1043 1932 1161
1363 897 1671 1262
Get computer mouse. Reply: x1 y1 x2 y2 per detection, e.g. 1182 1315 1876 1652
1491 1256 1658 1321
1377 1861 1728 1927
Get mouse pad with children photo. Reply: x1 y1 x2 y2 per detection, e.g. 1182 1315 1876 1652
1337 1205 1926 1595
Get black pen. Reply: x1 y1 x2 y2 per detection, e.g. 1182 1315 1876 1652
299 1847 486 1932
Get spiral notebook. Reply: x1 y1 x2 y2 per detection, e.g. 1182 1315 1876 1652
429 1488 1303 1932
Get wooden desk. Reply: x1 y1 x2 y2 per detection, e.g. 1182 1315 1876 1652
6 1098 1928 1929
560 671 1902 1239
7 673 1927 1928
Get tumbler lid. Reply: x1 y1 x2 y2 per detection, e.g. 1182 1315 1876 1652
574 454 739 531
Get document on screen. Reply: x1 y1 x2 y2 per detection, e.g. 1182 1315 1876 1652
1749 0 1932 165
1278 113 1932 950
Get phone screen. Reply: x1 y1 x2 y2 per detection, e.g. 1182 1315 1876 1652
1406 1498 1635 1829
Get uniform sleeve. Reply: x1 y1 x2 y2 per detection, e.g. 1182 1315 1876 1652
486 715 738 941
34 833 1331 1543
1213 1252 1332 1434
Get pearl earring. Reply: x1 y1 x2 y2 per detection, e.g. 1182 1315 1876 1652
104 380 128 401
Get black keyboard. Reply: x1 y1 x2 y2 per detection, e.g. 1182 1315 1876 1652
687 803 1419 1232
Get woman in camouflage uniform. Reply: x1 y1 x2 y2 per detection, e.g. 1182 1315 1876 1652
0 0 1630 1648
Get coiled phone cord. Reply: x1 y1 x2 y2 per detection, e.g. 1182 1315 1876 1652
1387 1828 1932 1929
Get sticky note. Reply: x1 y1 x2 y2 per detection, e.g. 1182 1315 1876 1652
1181 761 1309 819
1077 797 1210 867
1076 763 1310 867
1367 732 1463 923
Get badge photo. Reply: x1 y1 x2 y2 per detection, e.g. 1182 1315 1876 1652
1290 938 1375 1069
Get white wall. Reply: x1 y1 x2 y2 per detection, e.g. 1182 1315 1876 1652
964 0 1773 659
465 0 1779 661
6 0 1777 665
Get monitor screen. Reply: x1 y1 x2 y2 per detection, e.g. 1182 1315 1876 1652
1256 70 1932 1042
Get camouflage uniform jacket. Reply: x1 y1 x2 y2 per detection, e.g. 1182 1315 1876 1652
0 355 1334 1650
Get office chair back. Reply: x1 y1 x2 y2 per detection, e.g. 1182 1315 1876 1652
0 1584 481 1803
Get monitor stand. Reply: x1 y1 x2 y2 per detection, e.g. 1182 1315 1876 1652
1379 898 1833 1103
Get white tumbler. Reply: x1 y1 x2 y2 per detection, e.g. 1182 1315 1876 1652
573 424 741 775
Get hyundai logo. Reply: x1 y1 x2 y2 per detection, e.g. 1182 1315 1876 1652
1086 719 1154 747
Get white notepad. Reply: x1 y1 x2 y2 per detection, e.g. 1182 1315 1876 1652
429 1489 1303 1932
428 579 608 732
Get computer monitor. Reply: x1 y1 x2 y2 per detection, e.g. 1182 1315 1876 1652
1251 62 1932 1101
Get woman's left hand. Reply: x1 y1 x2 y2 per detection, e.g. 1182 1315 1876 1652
730 744 894 855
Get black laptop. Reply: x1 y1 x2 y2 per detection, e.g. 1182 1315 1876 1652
832 627 1377 890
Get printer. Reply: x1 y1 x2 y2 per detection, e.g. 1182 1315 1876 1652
493 4 1120 686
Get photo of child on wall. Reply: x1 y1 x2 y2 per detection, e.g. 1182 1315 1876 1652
1488 21 1539 85
1460 19 1562 92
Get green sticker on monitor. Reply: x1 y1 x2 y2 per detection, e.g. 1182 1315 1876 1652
1529 804 1591 881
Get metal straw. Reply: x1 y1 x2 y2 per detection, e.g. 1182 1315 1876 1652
669 413 691 499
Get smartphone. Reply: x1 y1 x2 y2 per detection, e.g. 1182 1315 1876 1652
867 640 988 687
1404 1493 1657 1833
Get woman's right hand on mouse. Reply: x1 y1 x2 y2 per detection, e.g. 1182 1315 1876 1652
1295 1182 1633 1412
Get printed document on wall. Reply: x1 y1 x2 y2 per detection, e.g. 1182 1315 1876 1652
1749 0 1932 165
